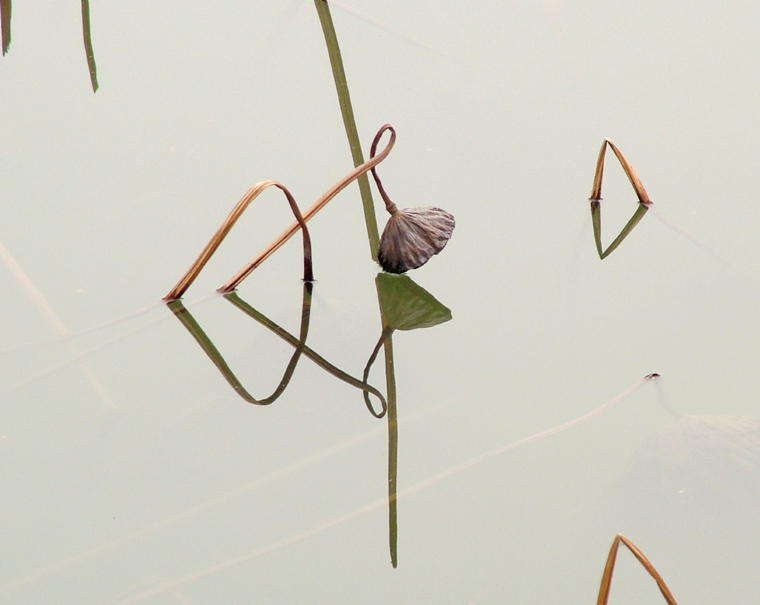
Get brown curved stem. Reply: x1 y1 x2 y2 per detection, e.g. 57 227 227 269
369 125 398 215
590 138 652 205
597 534 678 605
219 124 396 293
163 180 312 301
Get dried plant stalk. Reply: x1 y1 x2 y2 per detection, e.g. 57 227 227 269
590 138 651 205
589 138 652 259
597 534 678 605
164 180 312 301
218 125 396 293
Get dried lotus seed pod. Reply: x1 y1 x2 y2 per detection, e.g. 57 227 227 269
377 206 455 273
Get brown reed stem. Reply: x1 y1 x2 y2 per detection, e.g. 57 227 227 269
218 124 396 293
590 138 652 205
597 534 678 605
164 181 312 301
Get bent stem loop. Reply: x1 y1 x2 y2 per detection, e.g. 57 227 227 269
167 283 314 406
597 534 678 605
369 125 398 215
225 291 388 415
589 138 652 259
218 124 396 293
164 180 312 301
361 325 394 418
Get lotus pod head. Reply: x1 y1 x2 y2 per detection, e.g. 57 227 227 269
377 206 455 274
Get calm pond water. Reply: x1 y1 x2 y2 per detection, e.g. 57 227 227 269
2 2 760 603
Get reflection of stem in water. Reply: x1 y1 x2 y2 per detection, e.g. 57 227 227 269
3 401 455 598
226 291 386 416
383 333 398 568
0 0 97 91
313 0 380 259
168 284 313 406
364 325 398 567
366 273 453 567
590 201 649 259
80 0 98 92
106 376 658 604
167 288 387 414
1 0 10 55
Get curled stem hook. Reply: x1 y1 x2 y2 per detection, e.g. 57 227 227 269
369 125 398 215
361 325 394 418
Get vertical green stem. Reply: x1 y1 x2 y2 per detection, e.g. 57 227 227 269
1 0 11 56
383 332 398 568
81 0 98 92
313 0 380 259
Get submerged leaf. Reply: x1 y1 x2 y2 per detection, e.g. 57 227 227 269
377 206 455 273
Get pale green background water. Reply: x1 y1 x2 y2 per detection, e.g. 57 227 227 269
2 1 760 603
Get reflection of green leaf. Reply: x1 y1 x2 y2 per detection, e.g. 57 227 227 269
376 273 452 331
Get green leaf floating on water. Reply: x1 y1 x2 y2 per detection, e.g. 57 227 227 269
376 273 452 332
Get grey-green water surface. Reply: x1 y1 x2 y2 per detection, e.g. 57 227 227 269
2 1 760 603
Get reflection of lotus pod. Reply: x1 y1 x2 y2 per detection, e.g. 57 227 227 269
377 207 455 274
